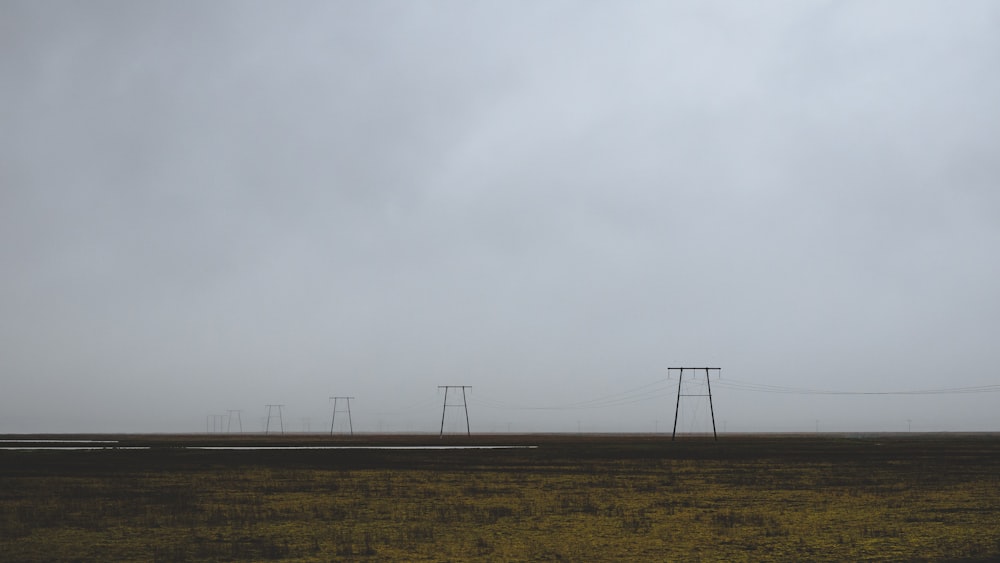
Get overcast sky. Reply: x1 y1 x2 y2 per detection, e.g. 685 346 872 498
2 1 999 434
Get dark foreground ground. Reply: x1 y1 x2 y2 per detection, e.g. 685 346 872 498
2 433 999 561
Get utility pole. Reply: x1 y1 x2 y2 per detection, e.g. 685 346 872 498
438 386 471 437
264 404 285 435
669 367 720 441
329 396 355 436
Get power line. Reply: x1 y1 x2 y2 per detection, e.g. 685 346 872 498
369 393 440 416
469 378 672 411
715 378 1000 396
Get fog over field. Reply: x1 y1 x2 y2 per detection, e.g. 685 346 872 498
2 1 999 433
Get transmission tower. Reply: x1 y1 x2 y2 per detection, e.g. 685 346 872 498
438 386 471 437
669 367 720 441
206 414 226 433
264 404 285 435
226 410 243 433
329 396 355 435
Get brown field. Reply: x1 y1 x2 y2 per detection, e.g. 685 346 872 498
2 433 999 561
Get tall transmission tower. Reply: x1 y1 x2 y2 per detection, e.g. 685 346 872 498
264 404 285 435
329 396 355 436
226 410 243 433
438 386 471 437
669 367 720 441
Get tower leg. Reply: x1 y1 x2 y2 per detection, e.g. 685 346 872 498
330 401 337 435
705 368 717 441
347 398 354 436
462 386 470 436
672 369 684 441
439 387 449 438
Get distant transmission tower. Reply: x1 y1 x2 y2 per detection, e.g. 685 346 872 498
669 367 720 441
226 410 243 433
264 404 285 435
438 386 471 437
206 414 227 433
329 396 355 436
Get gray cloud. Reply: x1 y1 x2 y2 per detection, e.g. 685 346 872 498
2 1 999 433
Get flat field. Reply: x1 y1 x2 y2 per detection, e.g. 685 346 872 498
2 433 999 561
